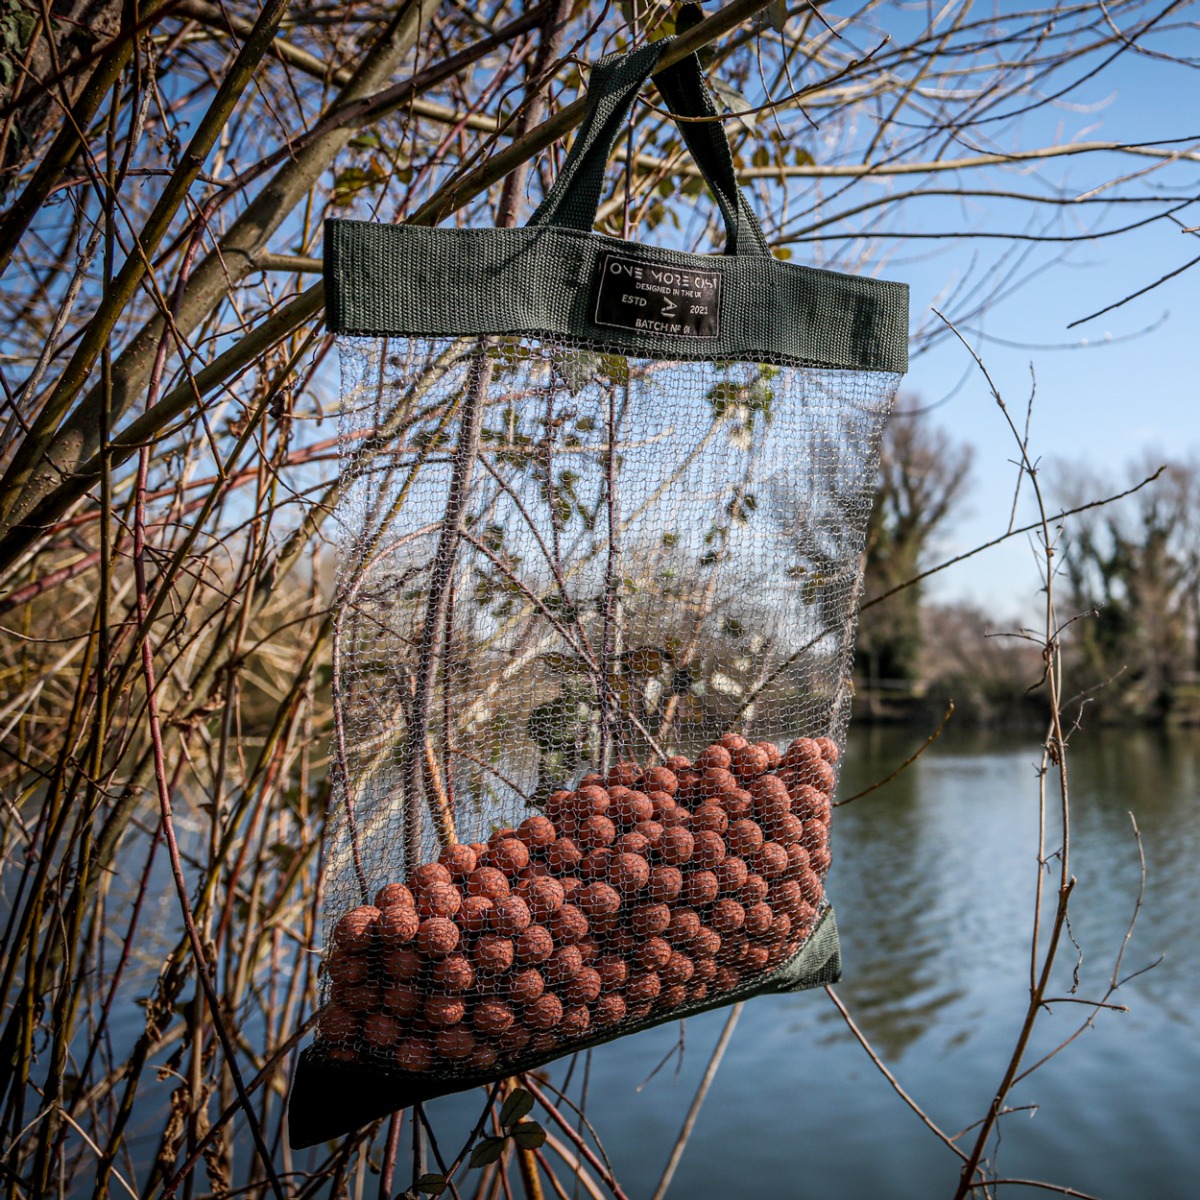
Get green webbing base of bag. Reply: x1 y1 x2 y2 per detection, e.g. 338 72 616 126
288 905 841 1149
325 220 907 374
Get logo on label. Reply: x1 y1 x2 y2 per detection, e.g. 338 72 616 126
592 252 722 339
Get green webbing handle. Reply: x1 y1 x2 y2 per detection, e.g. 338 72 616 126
527 20 772 257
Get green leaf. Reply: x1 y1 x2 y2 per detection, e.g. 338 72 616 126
765 0 788 32
469 1136 507 1168
510 1121 547 1150
415 1174 448 1196
500 1087 535 1128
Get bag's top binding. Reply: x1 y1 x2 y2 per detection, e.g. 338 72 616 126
323 30 908 372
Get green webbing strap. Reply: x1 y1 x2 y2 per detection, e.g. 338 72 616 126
528 26 770 257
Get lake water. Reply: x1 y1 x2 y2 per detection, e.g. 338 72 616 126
413 724 1200 1199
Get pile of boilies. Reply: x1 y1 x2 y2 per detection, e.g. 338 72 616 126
319 733 837 1074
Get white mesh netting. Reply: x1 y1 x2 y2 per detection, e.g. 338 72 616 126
317 334 899 1075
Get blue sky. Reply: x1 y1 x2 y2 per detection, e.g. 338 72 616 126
856 29 1200 619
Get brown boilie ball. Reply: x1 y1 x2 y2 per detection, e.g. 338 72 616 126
770 911 793 944
730 743 770 780
424 993 465 1028
524 993 564 1031
697 767 736 800
607 761 642 789
473 998 516 1036
436 1026 476 1062
518 875 565 921
577 814 617 851
666 907 702 947
606 927 638 958
318 1003 358 1045
626 972 662 1004
715 855 749 894
742 944 771 972
577 881 622 917
642 766 678 796
691 831 727 870
758 741 783 770
658 827 695 866
646 865 683 902
721 789 754 820
439 843 478 880
544 944 584 985
773 813 806 844
486 837 531 877
716 733 749 753
710 898 746 934
810 843 832 874
595 954 628 992
814 736 840 763
374 883 415 911
656 804 691 831
417 881 462 919
382 981 422 1019
809 757 837 795
565 966 602 1005
515 924 554 965
739 874 769 905
502 969 543 1008
744 902 774 937
687 981 709 1004
664 755 692 774
594 993 626 1026
470 1044 499 1071
378 904 420 947
466 867 510 901
457 894 494 934
751 841 789 880
626 1001 654 1022
545 837 583 874
489 894 532 937
560 1004 591 1039
547 902 588 945
411 862 452 892
693 927 722 960
661 952 695 986
714 965 741 992
325 947 368 986
610 790 655 828
798 867 824 906
782 843 811 881
694 744 732 772
395 1037 434 1072
782 737 822 770
659 983 688 1009
579 848 614 881
682 869 720 907
416 917 459 959
691 804 729 835
635 820 666 851
615 830 651 856
334 906 380 953
473 934 515 974
518 814 557 850
333 979 377 1016
608 851 651 895
544 790 574 824
637 936 673 971
572 935 596 961
790 784 825 822
382 946 422 983
631 902 672 937
431 953 475 992
726 818 764 857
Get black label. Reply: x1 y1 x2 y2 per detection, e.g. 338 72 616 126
592 252 722 339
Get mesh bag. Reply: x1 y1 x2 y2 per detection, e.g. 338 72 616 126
289 35 906 1146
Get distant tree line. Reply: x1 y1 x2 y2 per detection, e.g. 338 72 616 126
853 408 1200 727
